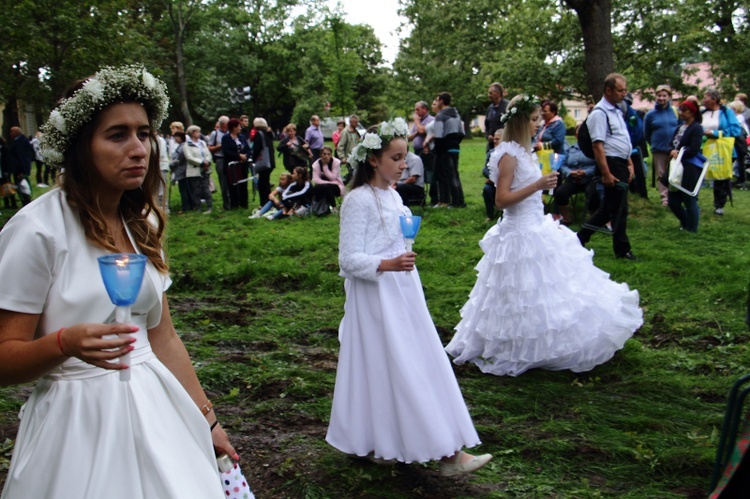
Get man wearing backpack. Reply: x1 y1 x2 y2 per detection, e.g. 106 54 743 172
577 73 637 261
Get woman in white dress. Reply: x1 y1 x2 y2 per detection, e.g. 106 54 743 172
446 95 642 377
326 119 492 476
0 66 235 498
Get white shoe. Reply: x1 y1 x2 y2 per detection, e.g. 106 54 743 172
439 452 493 477
248 212 263 219
264 210 278 220
37 183 49 188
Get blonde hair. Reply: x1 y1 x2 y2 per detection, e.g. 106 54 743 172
502 95 540 153
728 100 746 114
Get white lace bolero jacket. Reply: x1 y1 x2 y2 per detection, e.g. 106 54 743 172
338 185 410 282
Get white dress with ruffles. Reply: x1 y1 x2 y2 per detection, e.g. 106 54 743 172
326 185 480 463
0 189 223 498
445 142 643 376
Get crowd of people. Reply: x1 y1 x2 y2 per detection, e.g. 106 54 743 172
468 79 750 252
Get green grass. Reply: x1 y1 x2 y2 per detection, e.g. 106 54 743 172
1 138 748 497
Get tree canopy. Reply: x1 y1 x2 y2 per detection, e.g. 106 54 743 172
0 0 748 134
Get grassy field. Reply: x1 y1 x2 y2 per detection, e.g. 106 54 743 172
1 138 749 498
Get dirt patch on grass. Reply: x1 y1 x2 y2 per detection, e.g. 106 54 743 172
171 296 257 326
229 412 504 498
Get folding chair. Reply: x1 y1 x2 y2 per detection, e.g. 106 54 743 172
710 373 750 494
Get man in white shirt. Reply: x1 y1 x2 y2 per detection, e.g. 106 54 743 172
395 152 425 206
577 73 637 261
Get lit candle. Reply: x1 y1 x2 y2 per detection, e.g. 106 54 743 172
399 215 422 253
98 253 148 381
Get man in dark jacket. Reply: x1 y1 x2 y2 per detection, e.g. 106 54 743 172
432 92 465 207
485 82 508 152
8 127 34 205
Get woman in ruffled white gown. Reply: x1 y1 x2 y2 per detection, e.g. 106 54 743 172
326 120 492 476
446 95 642 377
0 66 234 498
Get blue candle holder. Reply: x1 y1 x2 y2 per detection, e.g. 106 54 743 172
97 253 147 381
399 215 422 251
98 254 148 306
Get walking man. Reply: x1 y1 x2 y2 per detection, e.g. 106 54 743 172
577 73 637 261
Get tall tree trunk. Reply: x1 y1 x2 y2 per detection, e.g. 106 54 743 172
174 33 192 127
564 0 614 102
166 0 195 127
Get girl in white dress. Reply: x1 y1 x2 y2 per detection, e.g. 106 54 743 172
0 66 235 498
326 119 492 476
446 95 642 377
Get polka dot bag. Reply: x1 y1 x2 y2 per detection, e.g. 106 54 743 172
218 455 255 499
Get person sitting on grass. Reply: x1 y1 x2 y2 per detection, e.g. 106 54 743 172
249 172 292 219
269 166 312 219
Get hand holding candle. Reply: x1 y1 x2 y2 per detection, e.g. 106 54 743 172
399 215 422 253
97 254 147 381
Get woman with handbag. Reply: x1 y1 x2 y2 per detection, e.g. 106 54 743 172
702 88 742 215
533 100 567 155
251 117 275 207
0 65 236 498
221 118 251 209
276 124 311 173
666 100 705 232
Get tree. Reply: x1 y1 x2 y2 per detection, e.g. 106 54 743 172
562 0 614 101
0 0 160 134
159 0 206 126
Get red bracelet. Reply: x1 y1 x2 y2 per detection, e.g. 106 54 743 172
56 328 69 357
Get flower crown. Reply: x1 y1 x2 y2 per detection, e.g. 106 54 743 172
348 117 410 167
499 95 541 125
40 65 169 169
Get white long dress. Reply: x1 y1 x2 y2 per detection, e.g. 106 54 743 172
445 142 643 377
0 189 223 498
326 185 480 463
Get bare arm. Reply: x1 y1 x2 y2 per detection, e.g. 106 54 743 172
0 309 136 386
148 294 237 459
494 154 558 210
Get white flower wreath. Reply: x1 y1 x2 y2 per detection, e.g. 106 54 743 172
40 65 169 169
348 117 409 168
499 95 540 125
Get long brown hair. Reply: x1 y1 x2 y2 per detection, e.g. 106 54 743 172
60 81 167 273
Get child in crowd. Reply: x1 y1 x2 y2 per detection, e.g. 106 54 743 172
326 118 492 476
270 166 312 219
248 172 292 219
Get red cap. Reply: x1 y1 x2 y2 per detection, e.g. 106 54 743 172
680 100 699 117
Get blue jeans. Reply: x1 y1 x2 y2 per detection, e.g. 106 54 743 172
257 200 277 216
667 190 700 232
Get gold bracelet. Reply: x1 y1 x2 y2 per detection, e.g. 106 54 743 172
200 400 213 416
